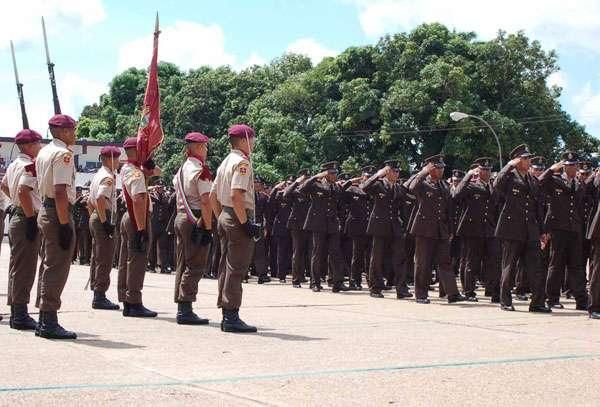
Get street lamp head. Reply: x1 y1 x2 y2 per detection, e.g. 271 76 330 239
450 111 469 122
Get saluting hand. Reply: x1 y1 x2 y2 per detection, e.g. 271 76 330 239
550 161 564 172
508 158 521 167
375 167 388 178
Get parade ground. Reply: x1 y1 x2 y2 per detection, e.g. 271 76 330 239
0 244 599 406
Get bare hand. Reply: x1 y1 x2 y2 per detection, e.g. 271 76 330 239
295 175 306 183
376 167 388 178
550 162 564 172
422 162 435 173
316 171 329 178
468 168 479 176
508 158 521 167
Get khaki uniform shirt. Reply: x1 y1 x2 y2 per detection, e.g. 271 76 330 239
35 139 76 203
1 153 39 210
89 165 116 212
173 157 212 211
211 149 253 209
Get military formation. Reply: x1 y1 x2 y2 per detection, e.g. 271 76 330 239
2 115 600 340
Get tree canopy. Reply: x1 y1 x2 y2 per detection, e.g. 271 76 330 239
78 23 597 183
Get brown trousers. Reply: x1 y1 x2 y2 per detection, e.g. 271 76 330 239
174 212 209 303
217 208 254 310
310 231 344 285
89 211 115 294
291 229 311 284
589 237 600 313
414 236 459 300
500 239 546 307
37 207 75 311
462 237 501 297
351 235 370 284
118 213 150 304
369 235 406 292
7 211 41 305
546 230 587 305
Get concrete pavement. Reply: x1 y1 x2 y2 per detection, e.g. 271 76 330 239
1 243 599 406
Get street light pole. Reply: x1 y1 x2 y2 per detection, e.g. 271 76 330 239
450 111 503 168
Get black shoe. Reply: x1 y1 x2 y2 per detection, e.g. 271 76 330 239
292 283 301 288
547 302 564 310
447 294 466 304
383 284 394 291
565 293 573 299
176 302 209 325
332 283 350 293
221 309 257 333
124 302 157 318
348 281 361 291
9 304 37 331
37 311 77 340
122 302 130 316
590 311 600 319
501 304 515 311
529 304 552 313
491 296 501 304
576 303 589 311
279 279 286 284
312 285 322 293
300 277 308 283
416 298 430 304
257 276 271 284
159 268 171 274
465 295 478 302
146 267 156 273
92 292 120 310
242 277 249 283
396 290 413 299
370 291 384 298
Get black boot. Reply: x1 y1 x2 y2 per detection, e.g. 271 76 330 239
92 291 120 310
221 309 257 333
257 275 271 284
10 304 37 331
396 288 413 299
37 311 77 340
124 302 157 318
447 293 466 303
529 304 552 313
332 282 350 293
176 302 209 325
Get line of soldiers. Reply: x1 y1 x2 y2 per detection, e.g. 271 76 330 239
3 116 600 340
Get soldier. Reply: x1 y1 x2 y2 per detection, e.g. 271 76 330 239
298 162 350 293
250 178 270 281
149 182 172 274
408 155 465 304
172 132 213 325
340 166 372 291
363 161 410 298
586 168 600 319
209 124 259 333
494 145 551 313
453 158 501 302
118 137 160 318
35 114 78 339
449 170 465 284
538 152 588 310
270 180 292 283
88 145 121 310
283 170 312 288
1 129 43 330
578 161 594 295
73 188 91 265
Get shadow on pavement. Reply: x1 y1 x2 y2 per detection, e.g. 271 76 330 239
73 336 145 349
254 331 327 341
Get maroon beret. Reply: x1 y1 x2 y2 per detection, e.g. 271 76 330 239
48 114 76 129
185 132 209 143
100 145 122 157
123 137 138 149
15 129 43 144
228 124 255 139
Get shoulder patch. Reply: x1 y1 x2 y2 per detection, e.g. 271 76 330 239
62 152 73 165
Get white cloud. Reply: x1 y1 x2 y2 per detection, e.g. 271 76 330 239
573 82 600 127
286 38 337 64
351 0 600 52
239 52 267 70
118 21 236 71
547 71 567 90
0 0 105 50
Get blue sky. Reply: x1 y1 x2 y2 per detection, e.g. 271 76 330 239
1 0 600 145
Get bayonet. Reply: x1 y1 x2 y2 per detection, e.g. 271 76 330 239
10 40 29 129
41 16 61 114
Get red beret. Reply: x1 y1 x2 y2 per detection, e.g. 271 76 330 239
15 129 43 144
48 114 76 129
100 145 121 157
228 124 255 139
123 137 138 149
185 132 209 143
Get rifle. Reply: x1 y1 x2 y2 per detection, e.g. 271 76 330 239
41 17 61 114
10 40 29 129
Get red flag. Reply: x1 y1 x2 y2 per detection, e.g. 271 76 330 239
137 13 163 164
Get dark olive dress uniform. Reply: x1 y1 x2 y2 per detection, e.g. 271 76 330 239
271 186 292 281
452 159 501 302
265 188 279 279
73 193 91 265
494 145 549 312
299 162 348 292
341 177 371 290
362 165 408 298
538 153 588 310
149 188 172 273
408 155 462 303
251 189 269 278
283 175 312 287
585 170 600 319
